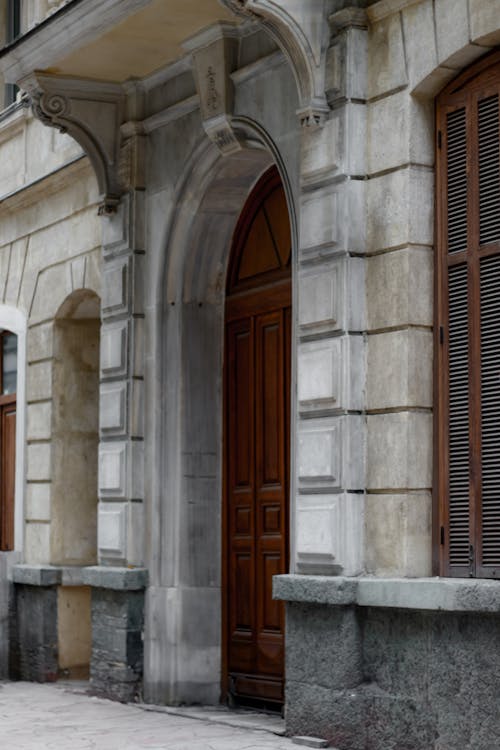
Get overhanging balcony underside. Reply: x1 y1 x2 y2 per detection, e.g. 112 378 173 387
0 0 238 85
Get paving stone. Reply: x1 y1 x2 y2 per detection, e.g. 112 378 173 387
0 681 297 750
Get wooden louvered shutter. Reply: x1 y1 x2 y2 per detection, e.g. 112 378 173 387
436 51 500 578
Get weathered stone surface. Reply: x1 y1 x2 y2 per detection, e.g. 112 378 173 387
10 583 58 682
11 564 62 587
367 329 432 410
89 587 145 702
366 411 432 490
285 601 500 749
82 565 148 591
364 493 432 577
286 603 362 690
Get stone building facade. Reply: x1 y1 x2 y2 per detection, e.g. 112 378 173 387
0 0 498 748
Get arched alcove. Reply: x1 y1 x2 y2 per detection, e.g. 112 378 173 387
51 289 100 566
50 288 100 679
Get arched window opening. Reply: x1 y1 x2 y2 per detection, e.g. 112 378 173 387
436 50 500 578
0 330 17 551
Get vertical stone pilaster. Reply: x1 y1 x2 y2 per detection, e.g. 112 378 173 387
293 9 368 577
98 180 145 568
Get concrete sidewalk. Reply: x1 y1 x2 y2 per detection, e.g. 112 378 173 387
0 681 302 750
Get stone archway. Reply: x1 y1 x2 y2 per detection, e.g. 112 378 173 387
144 124 299 705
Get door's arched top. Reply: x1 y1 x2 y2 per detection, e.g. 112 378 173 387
227 166 291 296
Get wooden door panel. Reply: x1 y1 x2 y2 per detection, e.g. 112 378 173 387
256 312 283 489
226 304 289 704
228 321 254 491
225 168 290 707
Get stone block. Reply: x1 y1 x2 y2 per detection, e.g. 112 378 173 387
434 0 470 65
300 115 341 187
27 207 101 270
295 492 365 577
98 441 127 498
364 492 432 577
27 401 52 441
297 415 365 492
84 248 102 299
100 381 127 435
27 443 51 482
367 411 432 490
90 586 145 702
10 583 58 682
127 502 144 568
83 565 148 591
26 482 51 522
27 322 53 363
100 320 128 378
469 0 500 46
102 256 129 317
367 166 433 252
27 360 52 402
129 379 144 438
366 247 433 330
24 522 50 566
286 601 362 693
368 13 407 99
401 0 438 91
368 91 434 174
97 502 127 561
299 185 338 253
297 335 364 416
273 574 358 607
11 564 61 586
292 738 329 749
367 328 433 409
30 264 72 324
326 26 368 105
131 316 145 378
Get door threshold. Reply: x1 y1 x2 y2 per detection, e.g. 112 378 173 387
136 703 286 736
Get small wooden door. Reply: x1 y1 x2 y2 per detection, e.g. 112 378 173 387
224 167 291 708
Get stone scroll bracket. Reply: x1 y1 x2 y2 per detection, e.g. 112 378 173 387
183 22 242 156
220 0 334 127
20 72 126 215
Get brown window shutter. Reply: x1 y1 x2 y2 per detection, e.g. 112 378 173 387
436 51 500 579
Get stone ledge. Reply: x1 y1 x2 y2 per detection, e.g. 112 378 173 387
273 574 500 613
82 566 148 591
11 564 62 586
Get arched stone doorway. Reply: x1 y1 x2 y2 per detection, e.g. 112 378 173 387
144 119 300 705
223 166 291 708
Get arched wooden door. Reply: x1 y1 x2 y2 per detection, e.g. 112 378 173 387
223 167 291 709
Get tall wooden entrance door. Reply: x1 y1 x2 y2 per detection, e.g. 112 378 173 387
224 168 291 708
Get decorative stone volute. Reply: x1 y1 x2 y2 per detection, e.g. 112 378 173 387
21 72 126 214
220 0 333 127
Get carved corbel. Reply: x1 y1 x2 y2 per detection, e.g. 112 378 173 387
184 23 243 156
21 72 126 214
220 0 332 128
